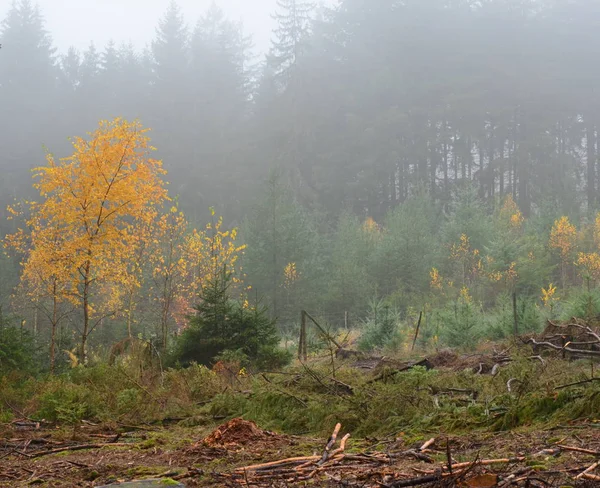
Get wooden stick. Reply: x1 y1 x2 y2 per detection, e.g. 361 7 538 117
303 311 342 349
557 445 600 456
388 468 468 487
555 378 600 390
318 423 342 465
576 462 599 479
29 442 130 458
328 433 350 458
419 438 435 451
235 455 320 472
445 457 525 470
446 438 453 474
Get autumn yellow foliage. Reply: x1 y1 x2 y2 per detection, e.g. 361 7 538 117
549 216 577 259
148 204 246 344
499 194 524 231
6 118 168 363
576 252 600 283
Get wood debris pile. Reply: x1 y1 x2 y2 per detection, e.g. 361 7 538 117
527 318 600 359
215 422 600 487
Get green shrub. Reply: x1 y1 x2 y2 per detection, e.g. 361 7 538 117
358 300 400 352
560 287 600 320
434 300 483 349
37 379 99 423
485 294 543 339
163 363 223 403
116 388 141 415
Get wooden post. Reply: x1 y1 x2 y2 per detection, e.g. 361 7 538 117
512 292 518 337
411 311 423 351
298 310 307 361
344 311 348 330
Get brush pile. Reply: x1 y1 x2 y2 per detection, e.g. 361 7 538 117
216 422 600 487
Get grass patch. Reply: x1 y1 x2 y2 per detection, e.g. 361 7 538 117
1 349 599 440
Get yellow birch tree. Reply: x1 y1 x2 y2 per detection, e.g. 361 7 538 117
549 216 577 288
8 118 168 364
149 201 189 352
5 217 75 373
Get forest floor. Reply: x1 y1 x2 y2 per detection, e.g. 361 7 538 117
2 416 600 487
3 323 600 487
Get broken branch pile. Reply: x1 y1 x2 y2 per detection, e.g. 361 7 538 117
527 318 600 359
215 423 600 487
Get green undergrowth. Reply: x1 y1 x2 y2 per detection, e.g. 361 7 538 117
1 350 599 439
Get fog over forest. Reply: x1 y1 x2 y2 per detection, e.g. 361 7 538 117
2 0 600 366
0 0 309 55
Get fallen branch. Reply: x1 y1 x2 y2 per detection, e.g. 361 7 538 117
444 457 526 470
576 462 599 479
556 445 600 456
386 468 468 487
419 438 435 451
318 422 342 465
527 338 600 357
29 442 130 458
234 455 319 473
367 358 433 384
555 378 600 390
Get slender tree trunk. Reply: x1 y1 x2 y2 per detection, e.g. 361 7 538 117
33 307 38 339
488 128 495 199
430 134 437 198
478 143 485 198
467 137 472 180
398 158 406 203
461 135 466 181
499 140 504 197
50 281 58 375
587 122 596 210
127 291 133 338
271 192 278 318
161 281 172 353
81 262 91 365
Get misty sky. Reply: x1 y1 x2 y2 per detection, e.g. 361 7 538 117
1 0 330 56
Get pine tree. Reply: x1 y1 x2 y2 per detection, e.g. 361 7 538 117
242 170 322 323
152 1 188 90
97 40 121 117
59 47 80 93
79 42 100 93
149 1 190 182
184 2 252 218
116 41 149 118
74 42 102 129
268 0 315 89
0 0 58 215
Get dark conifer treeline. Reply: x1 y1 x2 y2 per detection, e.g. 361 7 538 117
2 0 600 342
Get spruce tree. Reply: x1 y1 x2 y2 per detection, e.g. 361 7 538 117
0 0 58 213
172 268 284 369
268 0 315 89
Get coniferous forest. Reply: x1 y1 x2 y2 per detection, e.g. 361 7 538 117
1 0 600 362
3 4 600 483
